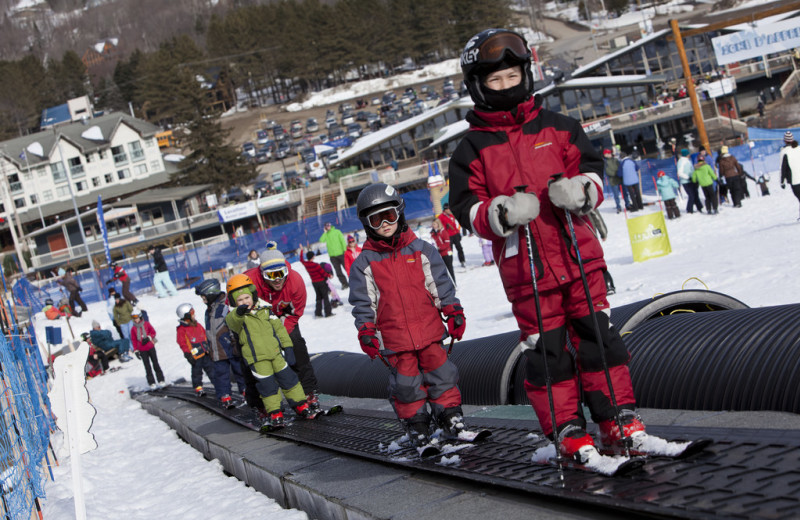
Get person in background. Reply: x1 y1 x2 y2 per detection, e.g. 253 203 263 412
300 250 333 318
82 332 109 378
620 151 643 211
677 148 702 214
479 237 494 266
148 245 178 298
655 170 681 219
449 28 649 463
718 146 745 208
431 218 455 284
780 134 800 220
437 204 466 267
42 298 63 320
246 249 261 270
343 235 361 276
175 303 215 397
349 183 469 447
244 243 323 414
692 155 719 214
196 279 246 408
106 287 124 338
112 293 135 339
130 307 165 389
602 148 624 213
57 267 87 316
319 222 349 289
225 274 315 429
89 320 132 361
108 262 138 305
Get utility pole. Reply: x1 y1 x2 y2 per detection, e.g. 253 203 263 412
670 19 710 153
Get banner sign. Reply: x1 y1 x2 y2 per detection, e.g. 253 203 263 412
626 211 671 262
217 201 256 223
96 196 112 265
256 192 291 211
712 18 800 66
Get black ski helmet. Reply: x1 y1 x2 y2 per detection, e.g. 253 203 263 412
356 183 406 240
460 29 534 111
195 278 221 299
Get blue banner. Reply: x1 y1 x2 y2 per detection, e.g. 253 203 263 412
96 196 111 266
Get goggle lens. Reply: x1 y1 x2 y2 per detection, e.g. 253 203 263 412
477 32 529 65
262 266 288 281
366 207 400 229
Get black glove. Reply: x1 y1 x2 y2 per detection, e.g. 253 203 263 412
282 347 296 366
105 279 113 284
236 304 249 316
782 183 786 190
134 351 142 360
183 352 196 365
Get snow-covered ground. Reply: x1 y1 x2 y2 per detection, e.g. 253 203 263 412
38 178 800 518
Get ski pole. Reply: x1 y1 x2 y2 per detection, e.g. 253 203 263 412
550 174 631 458
513 185 563 470
376 353 389 367
448 337 455 356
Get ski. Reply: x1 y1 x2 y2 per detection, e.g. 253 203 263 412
600 436 713 460
439 428 491 444
318 404 343 416
417 443 442 458
531 442 645 477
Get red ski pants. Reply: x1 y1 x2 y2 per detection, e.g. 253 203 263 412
513 270 636 437
386 342 461 420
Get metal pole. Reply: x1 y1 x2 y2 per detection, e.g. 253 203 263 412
670 19 711 154
21 152 46 227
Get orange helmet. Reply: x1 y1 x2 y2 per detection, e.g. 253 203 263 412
226 274 256 306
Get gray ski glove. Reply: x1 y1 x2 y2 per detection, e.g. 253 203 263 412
487 192 540 237
548 176 598 215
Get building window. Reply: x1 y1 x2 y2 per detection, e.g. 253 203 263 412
128 141 145 161
104 173 113 183
111 145 128 165
56 186 71 197
150 160 161 172
30 194 38 205
43 190 53 202
85 153 95 163
14 198 25 209
117 168 130 180
36 166 48 178
22 170 31 181
7 174 22 193
51 162 67 183
91 177 101 187
145 138 156 148
140 207 164 227
98 149 107 160
69 157 84 177
75 180 88 192
134 164 148 175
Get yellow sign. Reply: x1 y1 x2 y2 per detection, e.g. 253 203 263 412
626 211 671 262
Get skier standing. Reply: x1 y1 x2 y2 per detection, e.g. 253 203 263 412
348 183 469 448
655 170 681 219
780 134 800 220
196 279 246 408
245 244 323 413
448 28 648 463
175 303 215 397
430 218 455 284
225 274 314 429
130 307 165 389
438 204 466 267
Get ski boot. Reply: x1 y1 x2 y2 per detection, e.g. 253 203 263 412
403 415 433 448
194 386 206 397
306 390 322 415
220 395 234 409
599 409 646 451
294 402 317 420
558 424 598 464
438 407 466 438
261 411 285 431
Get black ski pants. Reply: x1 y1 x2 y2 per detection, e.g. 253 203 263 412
288 326 318 395
312 280 332 317
330 254 348 288
140 348 164 386
449 233 465 265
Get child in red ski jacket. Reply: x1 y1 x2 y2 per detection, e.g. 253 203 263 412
175 303 214 396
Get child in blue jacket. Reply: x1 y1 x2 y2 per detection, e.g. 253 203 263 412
656 170 681 219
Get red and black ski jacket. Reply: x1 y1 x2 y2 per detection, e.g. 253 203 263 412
448 95 606 299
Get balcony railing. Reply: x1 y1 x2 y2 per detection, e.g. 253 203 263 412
70 164 85 177
113 152 128 165
131 149 145 162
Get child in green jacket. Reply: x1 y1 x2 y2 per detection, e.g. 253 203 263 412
224 273 314 429
692 156 719 214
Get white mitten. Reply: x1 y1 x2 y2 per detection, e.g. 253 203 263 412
548 176 598 214
487 193 540 237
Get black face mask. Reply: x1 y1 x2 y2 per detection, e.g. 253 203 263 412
481 82 530 112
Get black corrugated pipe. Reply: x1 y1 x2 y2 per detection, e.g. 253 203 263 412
625 304 800 413
312 331 521 405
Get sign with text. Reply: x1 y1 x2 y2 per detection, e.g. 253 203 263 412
712 19 800 66
627 211 671 262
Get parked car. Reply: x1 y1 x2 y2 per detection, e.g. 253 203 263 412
242 142 255 157
346 122 363 139
272 125 287 141
254 178 270 193
222 186 246 203
290 120 304 138
306 117 319 133
275 141 292 159
325 116 337 129
271 171 284 191
355 111 371 122
341 111 355 126
371 97 381 106
256 130 269 145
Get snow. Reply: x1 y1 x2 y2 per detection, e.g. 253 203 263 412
38 181 800 517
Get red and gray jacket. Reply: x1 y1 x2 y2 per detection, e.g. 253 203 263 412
244 264 306 334
300 259 331 283
448 95 606 300
348 229 458 353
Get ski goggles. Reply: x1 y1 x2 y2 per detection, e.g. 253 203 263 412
262 265 288 281
365 206 400 229
471 32 530 68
